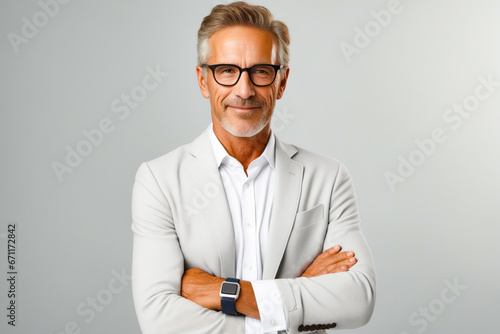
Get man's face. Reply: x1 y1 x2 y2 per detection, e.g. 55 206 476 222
197 26 289 138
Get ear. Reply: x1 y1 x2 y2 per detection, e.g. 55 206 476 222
196 66 210 99
276 67 290 100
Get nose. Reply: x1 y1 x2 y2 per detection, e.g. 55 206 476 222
233 70 256 99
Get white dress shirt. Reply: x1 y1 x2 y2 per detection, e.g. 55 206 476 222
209 126 287 334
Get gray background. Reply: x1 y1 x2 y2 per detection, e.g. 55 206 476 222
1 0 499 333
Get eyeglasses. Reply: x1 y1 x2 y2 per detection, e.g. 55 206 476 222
202 64 283 87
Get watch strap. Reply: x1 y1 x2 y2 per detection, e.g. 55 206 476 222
221 278 241 316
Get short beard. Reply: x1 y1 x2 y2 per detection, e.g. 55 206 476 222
215 97 269 137
217 112 269 137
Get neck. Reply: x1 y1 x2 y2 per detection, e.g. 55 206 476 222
213 123 270 173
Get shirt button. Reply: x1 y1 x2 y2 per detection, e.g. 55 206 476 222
246 263 253 271
244 183 249 189
270 319 277 326
246 222 252 229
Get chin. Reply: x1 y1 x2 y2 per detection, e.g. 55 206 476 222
220 118 268 138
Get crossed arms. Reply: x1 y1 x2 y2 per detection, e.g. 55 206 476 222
131 159 376 334
181 245 358 320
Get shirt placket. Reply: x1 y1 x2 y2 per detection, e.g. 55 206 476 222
241 175 258 281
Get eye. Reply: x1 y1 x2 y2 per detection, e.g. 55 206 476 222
252 66 273 76
217 66 238 74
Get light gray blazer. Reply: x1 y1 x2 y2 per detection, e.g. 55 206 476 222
131 128 376 334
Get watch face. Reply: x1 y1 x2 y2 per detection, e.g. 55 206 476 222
221 282 238 295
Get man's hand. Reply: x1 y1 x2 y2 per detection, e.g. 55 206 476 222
301 245 357 278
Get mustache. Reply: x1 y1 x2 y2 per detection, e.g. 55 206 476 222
224 98 264 108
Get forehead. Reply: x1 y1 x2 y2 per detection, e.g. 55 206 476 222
208 25 278 65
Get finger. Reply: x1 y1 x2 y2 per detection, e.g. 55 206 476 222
309 250 354 271
324 251 355 266
326 257 357 273
302 255 357 278
327 257 357 271
318 245 341 260
344 256 357 268
325 265 349 274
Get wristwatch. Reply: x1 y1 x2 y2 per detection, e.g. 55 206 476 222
219 277 241 316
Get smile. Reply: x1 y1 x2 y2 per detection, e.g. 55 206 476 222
228 106 260 114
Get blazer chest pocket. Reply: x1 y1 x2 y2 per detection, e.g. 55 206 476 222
293 204 324 230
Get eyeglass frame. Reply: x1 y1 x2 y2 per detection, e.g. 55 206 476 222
201 63 284 87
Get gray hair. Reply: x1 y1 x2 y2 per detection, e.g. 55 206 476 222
197 1 290 68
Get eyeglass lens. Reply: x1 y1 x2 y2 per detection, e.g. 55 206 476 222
213 65 276 86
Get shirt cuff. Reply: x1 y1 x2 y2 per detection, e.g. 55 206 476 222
250 280 287 333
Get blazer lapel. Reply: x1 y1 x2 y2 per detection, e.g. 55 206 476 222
263 136 304 279
184 128 236 278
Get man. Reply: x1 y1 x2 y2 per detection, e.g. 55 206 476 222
131 2 375 333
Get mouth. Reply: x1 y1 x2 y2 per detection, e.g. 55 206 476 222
228 106 260 114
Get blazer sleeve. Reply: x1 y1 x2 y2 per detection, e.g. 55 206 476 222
131 162 245 334
274 163 376 333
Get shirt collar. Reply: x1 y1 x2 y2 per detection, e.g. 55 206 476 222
209 124 275 169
